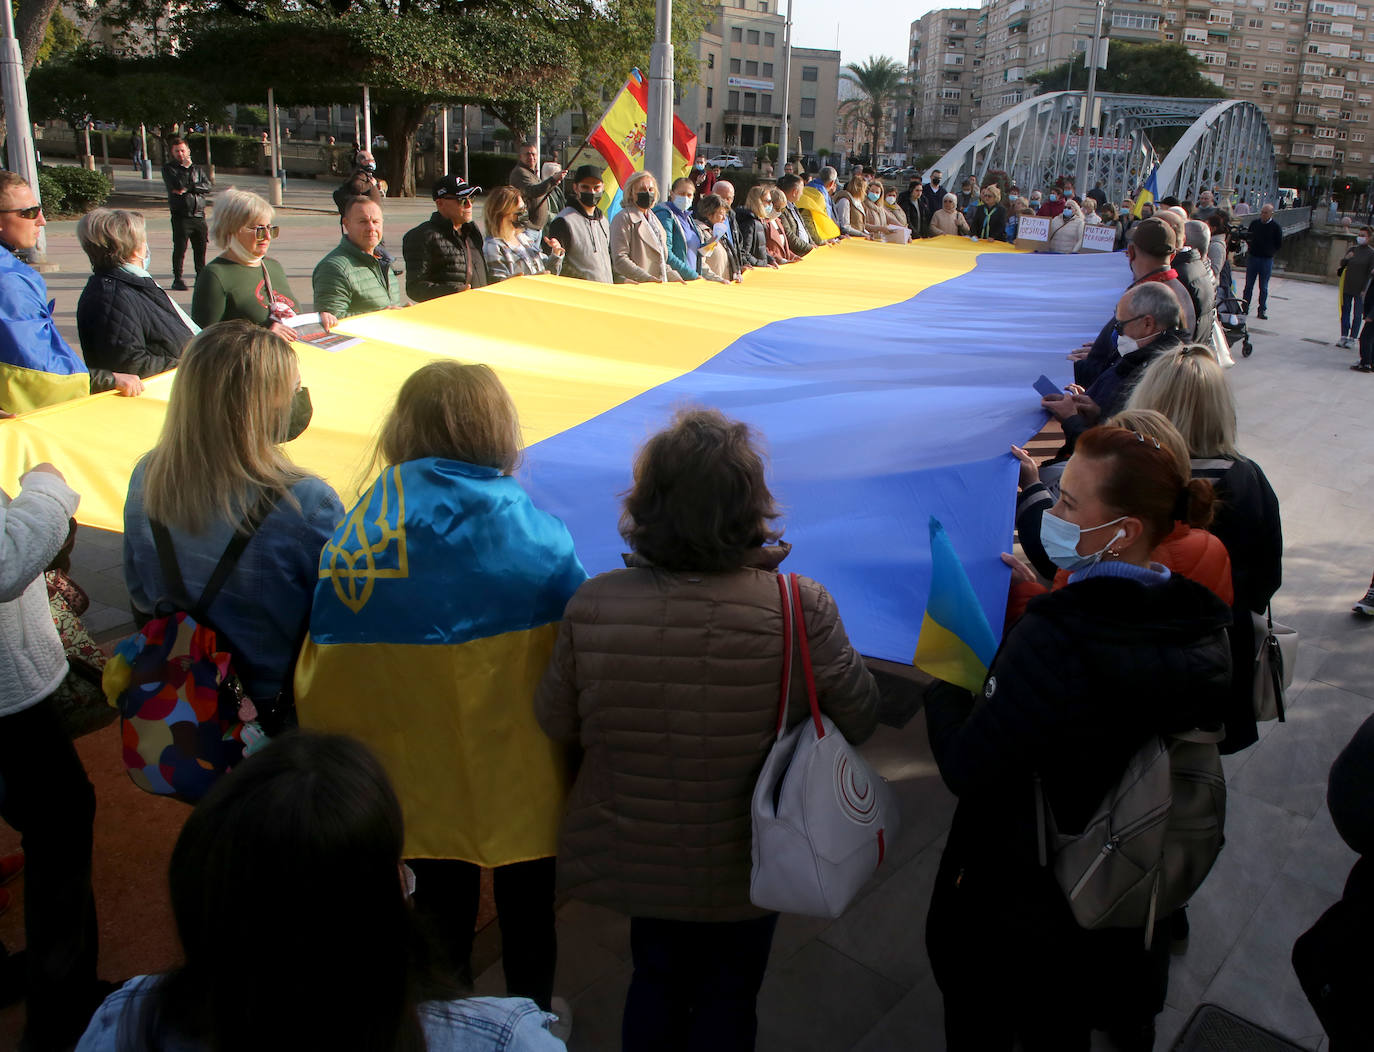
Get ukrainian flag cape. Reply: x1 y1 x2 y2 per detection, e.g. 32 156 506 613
797 187 841 240
0 249 88 412
295 457 587 865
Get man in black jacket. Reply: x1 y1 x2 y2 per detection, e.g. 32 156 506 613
400 175 487 302
1242 203 1283 319
161 136 212 290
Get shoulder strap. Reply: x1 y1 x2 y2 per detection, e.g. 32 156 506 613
151 493 280 620
788 572 825 739
259 264 278 325
775 573 795 740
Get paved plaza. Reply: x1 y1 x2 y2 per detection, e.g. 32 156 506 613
1 166 1369 1049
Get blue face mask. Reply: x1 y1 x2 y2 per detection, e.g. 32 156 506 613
1049 193 1059 203
1041 511 1126 571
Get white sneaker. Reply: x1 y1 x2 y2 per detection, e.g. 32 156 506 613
548 996 573 1042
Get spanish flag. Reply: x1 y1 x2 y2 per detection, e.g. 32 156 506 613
295 457 587 865
913 518 999 694
586 68 697 214
0 251 89 412
1133 165 1160 219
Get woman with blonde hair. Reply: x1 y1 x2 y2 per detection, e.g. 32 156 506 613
122 320 342 721
734 184 783 266
74 206 188 393
833 173 870 237
1127 345 1283 754
296 360 586 1014
759 186 801 262
862 181 912 244
191 188 334 340
483 185 565 282
611 171 682 284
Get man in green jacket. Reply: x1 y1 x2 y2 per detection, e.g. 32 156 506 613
312 197 404 319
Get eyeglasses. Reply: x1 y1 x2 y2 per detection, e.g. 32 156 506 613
0 205 42 220
1110 313 1149 335
243 225 280 240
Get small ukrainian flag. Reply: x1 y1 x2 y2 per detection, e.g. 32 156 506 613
913 517 999 693
1133 165 1160 219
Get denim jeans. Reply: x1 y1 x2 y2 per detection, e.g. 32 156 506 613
622 913 778 1052
1243 255 1274 312
1342 293 1365 339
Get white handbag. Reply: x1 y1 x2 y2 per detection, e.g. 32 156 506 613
1252 604 1298 723
749 573 898 918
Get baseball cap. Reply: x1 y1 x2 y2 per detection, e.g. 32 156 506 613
433 174 481 200
573 164 604 183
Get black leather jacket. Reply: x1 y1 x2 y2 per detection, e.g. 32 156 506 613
161 162 212 218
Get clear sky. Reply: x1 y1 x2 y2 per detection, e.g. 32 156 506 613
786 0 943 68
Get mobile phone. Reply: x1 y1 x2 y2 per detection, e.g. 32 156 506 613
1033 374 1062 398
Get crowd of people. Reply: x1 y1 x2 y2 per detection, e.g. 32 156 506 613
0 147 1361 1052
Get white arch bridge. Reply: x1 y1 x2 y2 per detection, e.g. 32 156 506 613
931 91 1279 215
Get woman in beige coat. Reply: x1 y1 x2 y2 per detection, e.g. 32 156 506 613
610 171 683 284
863 180 912 244
535 408 879 1052
929 192 970 236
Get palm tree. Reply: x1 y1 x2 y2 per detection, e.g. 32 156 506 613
839 56 907 162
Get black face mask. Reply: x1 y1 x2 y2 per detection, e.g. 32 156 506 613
635 190 654 209
578 190 599 208
359 163 376 173
284 387 312 442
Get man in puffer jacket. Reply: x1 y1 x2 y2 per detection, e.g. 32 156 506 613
0 464 103 1049
312 197 404 319
400 175 487 302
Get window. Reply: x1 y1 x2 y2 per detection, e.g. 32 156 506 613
741 125 755 146
743 91 757 112
730 58 742 72
761 93 772 111
800 130 814 152
730 26 742 41
1112 11 1160 28
943 104 961 116
706 86 714 107
1242 58 1258 67
802 65 818 81
762 62 773 76
800 97 817 117
764 31 776 46
1264 80 1280 90
745 60 758 74
708 53 715 69
1240 78 1257 87
746 29 759 43
728 89 740 108
757 1 768 9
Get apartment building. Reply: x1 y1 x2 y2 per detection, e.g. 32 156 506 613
908 8 981 156
1170 0 1374 185
674 4 842 162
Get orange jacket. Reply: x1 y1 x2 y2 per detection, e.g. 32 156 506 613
1006 524 1234 629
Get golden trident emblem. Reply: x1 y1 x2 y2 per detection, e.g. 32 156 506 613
322 467 409 614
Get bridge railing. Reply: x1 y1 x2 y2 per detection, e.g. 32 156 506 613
1275 208 1311 235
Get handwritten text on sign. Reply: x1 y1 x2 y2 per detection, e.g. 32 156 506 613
1079 224 1118 252
1016 216 1050 242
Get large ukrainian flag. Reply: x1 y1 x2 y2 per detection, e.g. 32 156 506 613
0 240 1126 664
294 457 587 864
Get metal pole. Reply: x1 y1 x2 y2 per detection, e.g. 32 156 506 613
204 124 214 180
441 106 449 176
645 0 675 196
535 103 542 166
461 105 469 182
139 122 150 178
362 84 372 149
267 86 282 206
0 2 46 264
1076 0 1105 192
780 0 794 170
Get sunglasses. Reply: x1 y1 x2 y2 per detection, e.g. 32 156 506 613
1 205 42 220
1110 313 1149 335
243 225 280 240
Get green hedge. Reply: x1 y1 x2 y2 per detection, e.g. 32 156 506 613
39 164 112 215
463 151 517 191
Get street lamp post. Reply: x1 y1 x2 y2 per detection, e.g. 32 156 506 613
644 0 675 200
779 0 794 170
1075 0 1106 192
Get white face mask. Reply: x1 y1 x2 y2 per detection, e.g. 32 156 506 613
672 194 693 212
1360 236 1369 245
763 203 774 216
1116 334 1139 354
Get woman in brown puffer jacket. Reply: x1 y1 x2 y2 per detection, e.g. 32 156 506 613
535 408 879 1052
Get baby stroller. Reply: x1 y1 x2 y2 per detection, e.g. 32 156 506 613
1216 253 1254 358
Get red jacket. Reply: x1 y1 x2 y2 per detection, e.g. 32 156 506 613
1006 524 1234 629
